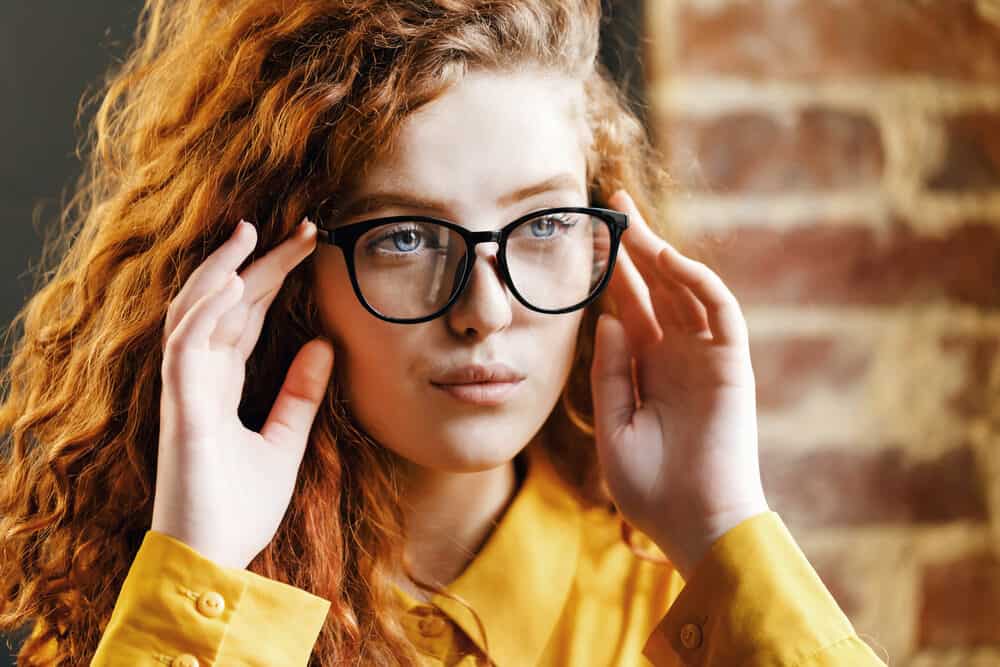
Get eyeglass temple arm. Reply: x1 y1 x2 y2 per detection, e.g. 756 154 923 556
315 227 335 245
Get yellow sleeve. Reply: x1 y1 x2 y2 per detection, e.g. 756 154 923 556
641 511 887 667
91 530 330 666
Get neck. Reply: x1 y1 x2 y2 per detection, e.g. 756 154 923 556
396 436 538 601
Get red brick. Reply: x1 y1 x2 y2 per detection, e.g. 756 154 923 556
664 108 884 193
673 0 1000 81
751 336 871 412
919 551 1000 646
761 446 989 529
806 551 864 620
926 112 1000 191
940 336 1000 418
692 221 1000 308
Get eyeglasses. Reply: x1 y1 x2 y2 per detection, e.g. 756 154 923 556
315 206 628 324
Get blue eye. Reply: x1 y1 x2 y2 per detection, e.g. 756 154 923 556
389 228 420 252
365 224 438 255
523 214 577 239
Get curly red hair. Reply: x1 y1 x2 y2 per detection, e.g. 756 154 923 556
0 0 673 664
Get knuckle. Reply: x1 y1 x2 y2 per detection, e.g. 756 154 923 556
690 260 710 274
163 332 188 356
165 296 186 322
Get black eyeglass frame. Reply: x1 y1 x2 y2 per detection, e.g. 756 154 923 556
315 206 629 324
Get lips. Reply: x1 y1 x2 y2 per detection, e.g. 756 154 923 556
432 380 524 406
429 362 526 406
430 362 526 386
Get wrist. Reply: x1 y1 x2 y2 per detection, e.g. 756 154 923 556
659 500 771 580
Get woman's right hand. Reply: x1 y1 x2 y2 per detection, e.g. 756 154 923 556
151 218 334 570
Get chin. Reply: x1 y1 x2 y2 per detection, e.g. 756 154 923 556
393 419 536 473
414 437 525 473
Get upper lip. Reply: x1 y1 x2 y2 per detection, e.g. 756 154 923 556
431 363 526 385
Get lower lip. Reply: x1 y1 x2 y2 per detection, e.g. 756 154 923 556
431 380 524 406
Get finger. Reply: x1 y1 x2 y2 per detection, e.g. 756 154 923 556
165 274 244 352
236 219 317 304
209 297 252 350
235 284 281 358
655 245 747 347
210 219 315 350
261 338 335 451
165 218 316 344
652 279 710 335
605 244 662 349
610 188 747 347
608 190 664 281
165 220 257 341
590 312 636 448
647 280 687 333
608 190 697 339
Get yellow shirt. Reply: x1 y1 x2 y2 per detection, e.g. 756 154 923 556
79 444 888 666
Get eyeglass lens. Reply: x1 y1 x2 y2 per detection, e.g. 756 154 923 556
352 211 612 319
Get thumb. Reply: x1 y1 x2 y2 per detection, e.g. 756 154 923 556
590 313 636 450
261 337 335 451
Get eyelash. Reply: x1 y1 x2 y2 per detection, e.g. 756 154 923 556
363 213 579 256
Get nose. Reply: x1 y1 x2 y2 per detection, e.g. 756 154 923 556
445 242 513 338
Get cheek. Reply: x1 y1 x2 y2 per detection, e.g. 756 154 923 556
531 312 586 386
312 253 418 383
312 248 364 344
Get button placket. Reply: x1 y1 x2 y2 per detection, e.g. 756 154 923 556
196 590 226 618
404 604 454 660
156 587 226 666
418 613 448 638
679 622 703 649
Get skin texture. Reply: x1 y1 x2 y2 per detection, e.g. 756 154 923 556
596 188 770 581
312 69 590 592
152 67 770 586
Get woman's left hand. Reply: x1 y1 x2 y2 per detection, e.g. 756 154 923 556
590 189 770 581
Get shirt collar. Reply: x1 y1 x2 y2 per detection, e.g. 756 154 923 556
393 442 583 666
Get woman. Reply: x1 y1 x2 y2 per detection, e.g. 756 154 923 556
0 0 888 665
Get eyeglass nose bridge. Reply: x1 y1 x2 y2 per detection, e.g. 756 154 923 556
465 229 504 245
451 229 512 298
463 229 504 258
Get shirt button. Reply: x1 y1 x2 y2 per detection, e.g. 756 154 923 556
417 614 448 637
171 654 200 667
679 622 703 649
196 591 226 618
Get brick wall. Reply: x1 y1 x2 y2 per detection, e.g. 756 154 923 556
644 1 1000 663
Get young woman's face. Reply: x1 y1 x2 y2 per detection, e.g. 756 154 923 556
313 69 591 473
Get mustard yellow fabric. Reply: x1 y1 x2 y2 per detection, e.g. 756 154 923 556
78 443 888 666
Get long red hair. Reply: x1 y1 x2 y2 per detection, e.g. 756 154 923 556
0 0 672 663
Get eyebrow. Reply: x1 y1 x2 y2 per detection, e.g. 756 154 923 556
332 172 584 222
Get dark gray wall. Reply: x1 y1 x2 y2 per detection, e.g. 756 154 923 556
3 6 143 663
1 2 643 663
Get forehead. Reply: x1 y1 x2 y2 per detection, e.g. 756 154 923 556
359 69 589 211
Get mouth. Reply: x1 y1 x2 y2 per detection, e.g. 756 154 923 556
430 379 525 406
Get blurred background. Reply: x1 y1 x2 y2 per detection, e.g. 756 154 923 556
2 1 998 665
2 3 140 662
649 3 1000 666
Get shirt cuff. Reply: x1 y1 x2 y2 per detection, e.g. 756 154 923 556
92 530 330 666
641 511 886 667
